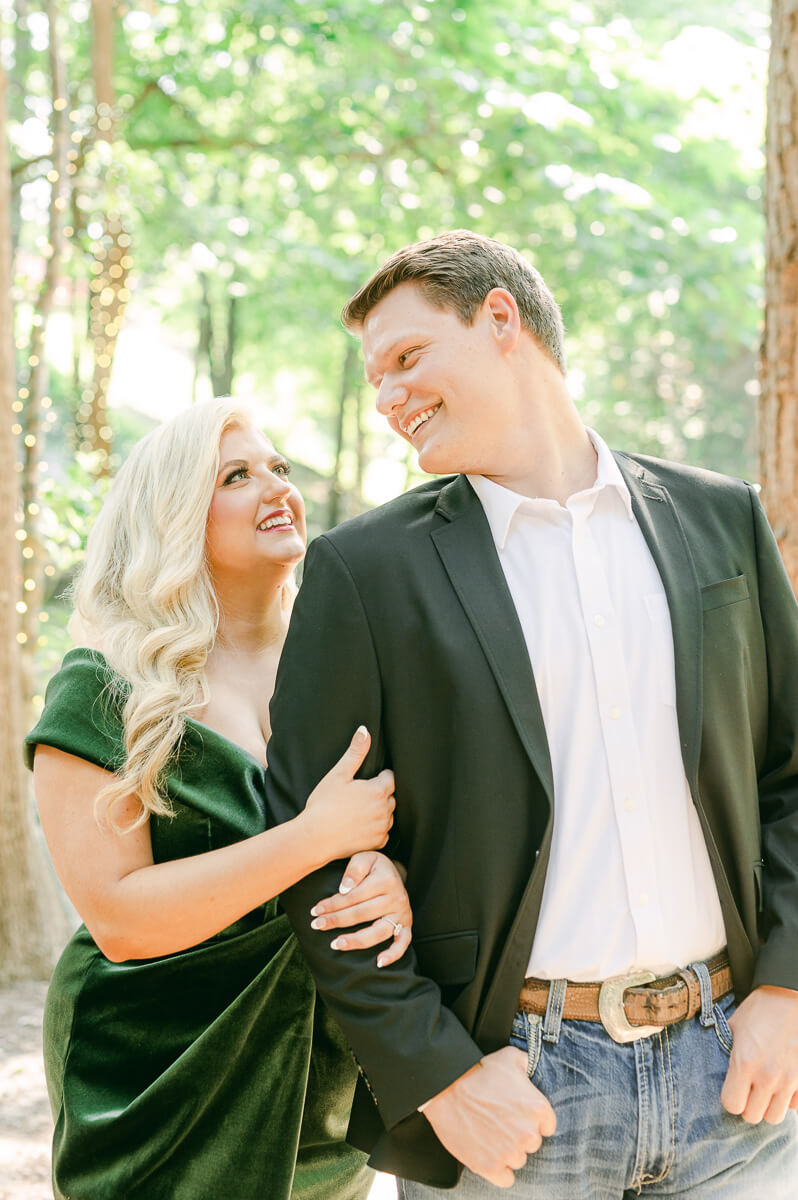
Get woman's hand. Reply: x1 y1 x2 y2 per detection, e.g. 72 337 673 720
301 727 395 866
309 850 412 967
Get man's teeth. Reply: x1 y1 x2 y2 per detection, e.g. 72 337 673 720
404 404 441 436
259 514 293 530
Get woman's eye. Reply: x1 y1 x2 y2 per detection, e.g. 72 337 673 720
273 462 291 477
224 467 249 484
399 348 420 368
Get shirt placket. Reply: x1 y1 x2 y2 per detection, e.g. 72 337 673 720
568 496 667 957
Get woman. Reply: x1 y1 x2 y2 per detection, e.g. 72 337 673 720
25 396 412 1200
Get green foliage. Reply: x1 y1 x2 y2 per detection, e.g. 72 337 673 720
8 0 769 500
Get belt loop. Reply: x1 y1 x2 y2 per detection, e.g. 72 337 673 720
689 960 716 1028
542 978 567 1044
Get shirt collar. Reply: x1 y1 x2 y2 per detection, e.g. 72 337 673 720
467 428 634 552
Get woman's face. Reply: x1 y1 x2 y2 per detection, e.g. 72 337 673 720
206 424 307 578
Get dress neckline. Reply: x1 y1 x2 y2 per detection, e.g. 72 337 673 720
67 646 268 771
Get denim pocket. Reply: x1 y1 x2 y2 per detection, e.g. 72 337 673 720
712 992 735 1057
510 1011 544 1080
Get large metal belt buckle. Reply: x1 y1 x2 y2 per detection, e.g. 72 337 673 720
597 971 665 1043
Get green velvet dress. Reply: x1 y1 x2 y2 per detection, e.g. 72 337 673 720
24 648 372 1200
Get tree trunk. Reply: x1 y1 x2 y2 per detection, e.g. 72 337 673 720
759 0 798 592
354 381 366 502
20 0 70 720
90 0 114 116
80 213 130 472
328 340 358 528
199 271 220 395
78 0 130 476
221 290 238 395
0 65 70 982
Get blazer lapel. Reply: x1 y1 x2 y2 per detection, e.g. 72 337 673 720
431 476 554 806
614 453 704 791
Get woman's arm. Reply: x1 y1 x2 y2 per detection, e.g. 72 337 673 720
33 728 394 962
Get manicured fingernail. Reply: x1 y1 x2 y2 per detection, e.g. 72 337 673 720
310 905 320 916
377 956 387 968
330 938 344 950
354 725 368 745
310 918 325 930
339 879 354 894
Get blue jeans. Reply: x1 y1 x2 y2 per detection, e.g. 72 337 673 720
398 965 798 1198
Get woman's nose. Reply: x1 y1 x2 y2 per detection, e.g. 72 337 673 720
262 471 290 502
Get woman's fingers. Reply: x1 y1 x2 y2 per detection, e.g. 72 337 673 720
329 917 410 957
376 925 412 967
337 850 378 897
311 895 402 931
312 853 396 916
311 881 382 917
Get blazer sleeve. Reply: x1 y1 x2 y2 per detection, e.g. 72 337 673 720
263 533 483 1129
748 485 798 993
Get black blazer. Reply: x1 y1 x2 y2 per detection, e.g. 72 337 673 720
263 453 798 1187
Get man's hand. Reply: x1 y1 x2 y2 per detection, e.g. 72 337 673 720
721 985 798 1124
421 1046 556 1188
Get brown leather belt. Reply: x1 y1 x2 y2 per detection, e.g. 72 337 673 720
519 951 732 1044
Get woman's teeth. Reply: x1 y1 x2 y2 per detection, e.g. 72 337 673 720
258 514 293 530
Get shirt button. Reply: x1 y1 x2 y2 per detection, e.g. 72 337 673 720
594 614 605 627
609 706 622 720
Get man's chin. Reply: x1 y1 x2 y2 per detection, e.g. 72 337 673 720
416 444 462 477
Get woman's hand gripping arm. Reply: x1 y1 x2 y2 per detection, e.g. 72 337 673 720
310 851 413 967
33 726 394 962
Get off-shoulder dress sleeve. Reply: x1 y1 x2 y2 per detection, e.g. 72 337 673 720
24 646 127 774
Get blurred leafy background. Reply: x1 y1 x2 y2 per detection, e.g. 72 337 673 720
6 0 770 704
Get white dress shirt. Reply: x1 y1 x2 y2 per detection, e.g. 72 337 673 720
467 431 726 981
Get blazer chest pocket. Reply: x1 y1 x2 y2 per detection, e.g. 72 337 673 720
414 929 479 987
701 574 749 612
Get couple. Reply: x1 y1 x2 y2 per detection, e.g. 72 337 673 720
29 230 798 1198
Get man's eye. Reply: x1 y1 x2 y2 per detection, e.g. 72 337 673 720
399 350 417 368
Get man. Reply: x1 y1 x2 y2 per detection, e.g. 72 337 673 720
264 230 798 1196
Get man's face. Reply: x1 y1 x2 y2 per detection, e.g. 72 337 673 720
361 282 516 477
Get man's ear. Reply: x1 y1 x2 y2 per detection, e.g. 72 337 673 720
482 288 521 352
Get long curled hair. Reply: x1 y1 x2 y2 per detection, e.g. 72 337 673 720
72 396 264 830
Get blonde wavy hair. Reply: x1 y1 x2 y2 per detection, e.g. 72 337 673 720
73 396 280 830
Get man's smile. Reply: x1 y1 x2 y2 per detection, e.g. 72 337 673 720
400 403 442 438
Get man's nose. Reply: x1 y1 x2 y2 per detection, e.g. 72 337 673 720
375 376 406 417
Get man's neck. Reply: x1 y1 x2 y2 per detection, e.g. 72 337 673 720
482 421 598 506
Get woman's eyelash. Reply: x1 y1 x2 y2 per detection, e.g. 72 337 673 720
224 466 249 484
223 462 291 484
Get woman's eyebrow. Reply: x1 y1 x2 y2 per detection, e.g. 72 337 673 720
218 458 247 474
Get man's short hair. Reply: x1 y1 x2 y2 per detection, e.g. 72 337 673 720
341 229 566 374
